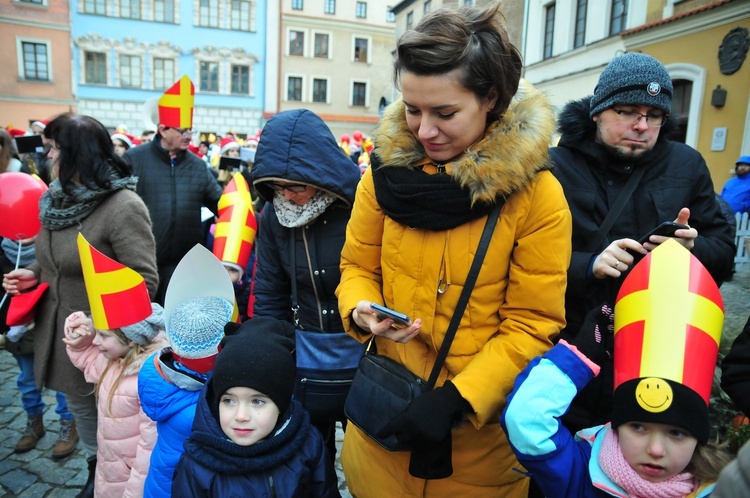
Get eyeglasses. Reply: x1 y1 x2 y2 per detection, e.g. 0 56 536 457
611 108 668 128
167 127 193 137
269 182 308 193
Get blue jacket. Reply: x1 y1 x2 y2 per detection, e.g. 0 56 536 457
721 174 750 215
172 382 341 497
250 109 360 333
501 344 715 498
138 349 207 498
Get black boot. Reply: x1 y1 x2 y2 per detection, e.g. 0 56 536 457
76 456 96 498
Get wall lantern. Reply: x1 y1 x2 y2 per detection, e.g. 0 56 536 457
712 85 727 108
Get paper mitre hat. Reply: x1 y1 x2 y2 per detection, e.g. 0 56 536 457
612 239 723 443
164 244 239 373
77 233 152 330
158 75 194 129
213 173 257 274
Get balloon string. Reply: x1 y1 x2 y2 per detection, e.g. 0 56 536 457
0 240 22 310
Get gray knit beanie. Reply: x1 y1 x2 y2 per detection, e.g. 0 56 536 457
121 303 164 345
589 52 673 118
167 296 233 359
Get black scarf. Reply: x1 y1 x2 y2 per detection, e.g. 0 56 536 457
371 154 498 231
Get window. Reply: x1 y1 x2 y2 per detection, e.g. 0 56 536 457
230 0 252 31
120 54 141 87
231 65 249 94
356 1 366 18
313 78 327 103
574 0 586 48
543 3 555 60
423 0 431 13
324 0 334 14
386 8 395 23
406 11 413 30
354 38 368 63
610 0 628 35
352 82 367 106
314 33 329 58
200 61 219 91
18 0 45 4
121 0 140 19
85 51 107 84
464 0 474 5
199 0 219 27
291 0 302 9
21 41 49 81
668 80 692 144
153 0 174 22
153 58 174 89
289 31 304 56
288 76 302 101
83 0 106 14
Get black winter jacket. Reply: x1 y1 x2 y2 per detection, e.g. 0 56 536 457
721 315 750 417
125 137 222 267
551 98 736 430
250 110 361 333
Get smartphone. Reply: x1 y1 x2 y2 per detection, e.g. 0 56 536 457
218 155 242 171
370 303 412 329
637 221 689 244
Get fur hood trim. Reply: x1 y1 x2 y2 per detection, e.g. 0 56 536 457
124 332 168 377
373 79 556 204
557 96 677 145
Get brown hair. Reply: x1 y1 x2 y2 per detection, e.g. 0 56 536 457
687 437 733 482
0 128 19 173
394 3 522 122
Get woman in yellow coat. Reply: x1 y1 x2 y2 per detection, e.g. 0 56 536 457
335 4 571 497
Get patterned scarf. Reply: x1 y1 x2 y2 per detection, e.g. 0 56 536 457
598 426 697 498
39 172 137 231
272 190 336 228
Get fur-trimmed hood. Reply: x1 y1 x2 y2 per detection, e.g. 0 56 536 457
557 96 678 147
373 79 556 204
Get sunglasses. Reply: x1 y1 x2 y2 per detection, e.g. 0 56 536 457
269 183 307 193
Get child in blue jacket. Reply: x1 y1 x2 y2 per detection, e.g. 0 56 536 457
172 317 340 497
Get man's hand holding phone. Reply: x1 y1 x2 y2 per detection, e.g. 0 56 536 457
351 301 421 344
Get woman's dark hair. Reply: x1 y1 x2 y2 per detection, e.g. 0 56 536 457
394 3 522 122
0 128 19 173
44 113 132 193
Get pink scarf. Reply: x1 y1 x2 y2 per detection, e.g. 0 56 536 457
598 427 697 498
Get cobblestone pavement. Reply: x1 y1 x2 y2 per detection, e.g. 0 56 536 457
0 268 747 496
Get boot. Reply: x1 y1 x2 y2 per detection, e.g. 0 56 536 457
75 456 96 498
14 414 45 453
52 419 79 459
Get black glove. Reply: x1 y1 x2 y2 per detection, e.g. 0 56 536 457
378 381 471 479
571 303 614 366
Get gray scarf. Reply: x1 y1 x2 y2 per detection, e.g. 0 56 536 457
39 173 137 231
1 238 36 267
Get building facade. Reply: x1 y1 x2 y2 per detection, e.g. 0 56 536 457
274 0 397 139
71 0 267 138
0 0 76 130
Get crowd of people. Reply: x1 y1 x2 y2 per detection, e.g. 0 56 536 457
1 3 750 497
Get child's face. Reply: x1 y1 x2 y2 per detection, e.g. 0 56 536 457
92 329 133 359
224 266 241 283
617 421 698 483
219 387 280 446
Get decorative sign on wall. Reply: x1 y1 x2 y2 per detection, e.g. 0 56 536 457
718 27 749 75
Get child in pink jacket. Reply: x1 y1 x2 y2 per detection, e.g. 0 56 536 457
64 304 167 498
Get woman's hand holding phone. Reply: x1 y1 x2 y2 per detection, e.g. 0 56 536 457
352 300 421 343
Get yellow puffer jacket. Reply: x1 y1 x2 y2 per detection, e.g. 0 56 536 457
336 80 572 497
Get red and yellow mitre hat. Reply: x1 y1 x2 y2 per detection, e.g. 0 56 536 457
213 173 257 273
77 233 152 330
158 75 194 129
612 239 723 443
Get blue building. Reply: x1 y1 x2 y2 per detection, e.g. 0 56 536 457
71 0 266 139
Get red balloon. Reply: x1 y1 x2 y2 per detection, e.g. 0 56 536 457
0 172 49 240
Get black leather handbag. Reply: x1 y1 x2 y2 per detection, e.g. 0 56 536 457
344 204 500 451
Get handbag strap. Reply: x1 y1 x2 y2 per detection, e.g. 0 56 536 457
425 203 501 388
289 228 300 327
586 165 646 252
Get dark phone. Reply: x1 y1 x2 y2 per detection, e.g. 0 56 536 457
218 156 242 171
637 221 690 244
14 135 44 154
370 303 412 328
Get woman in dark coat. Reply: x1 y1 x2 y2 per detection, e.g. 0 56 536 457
250 108 361 460
2 113 158 498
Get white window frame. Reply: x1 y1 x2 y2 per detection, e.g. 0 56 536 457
310 75 331 104
350 79 369 107
312 30 333 60
287 27 308 57
286 73 305 102
16 37 53 82
352 35 372 64
665 63 706 149
116 53 144 88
